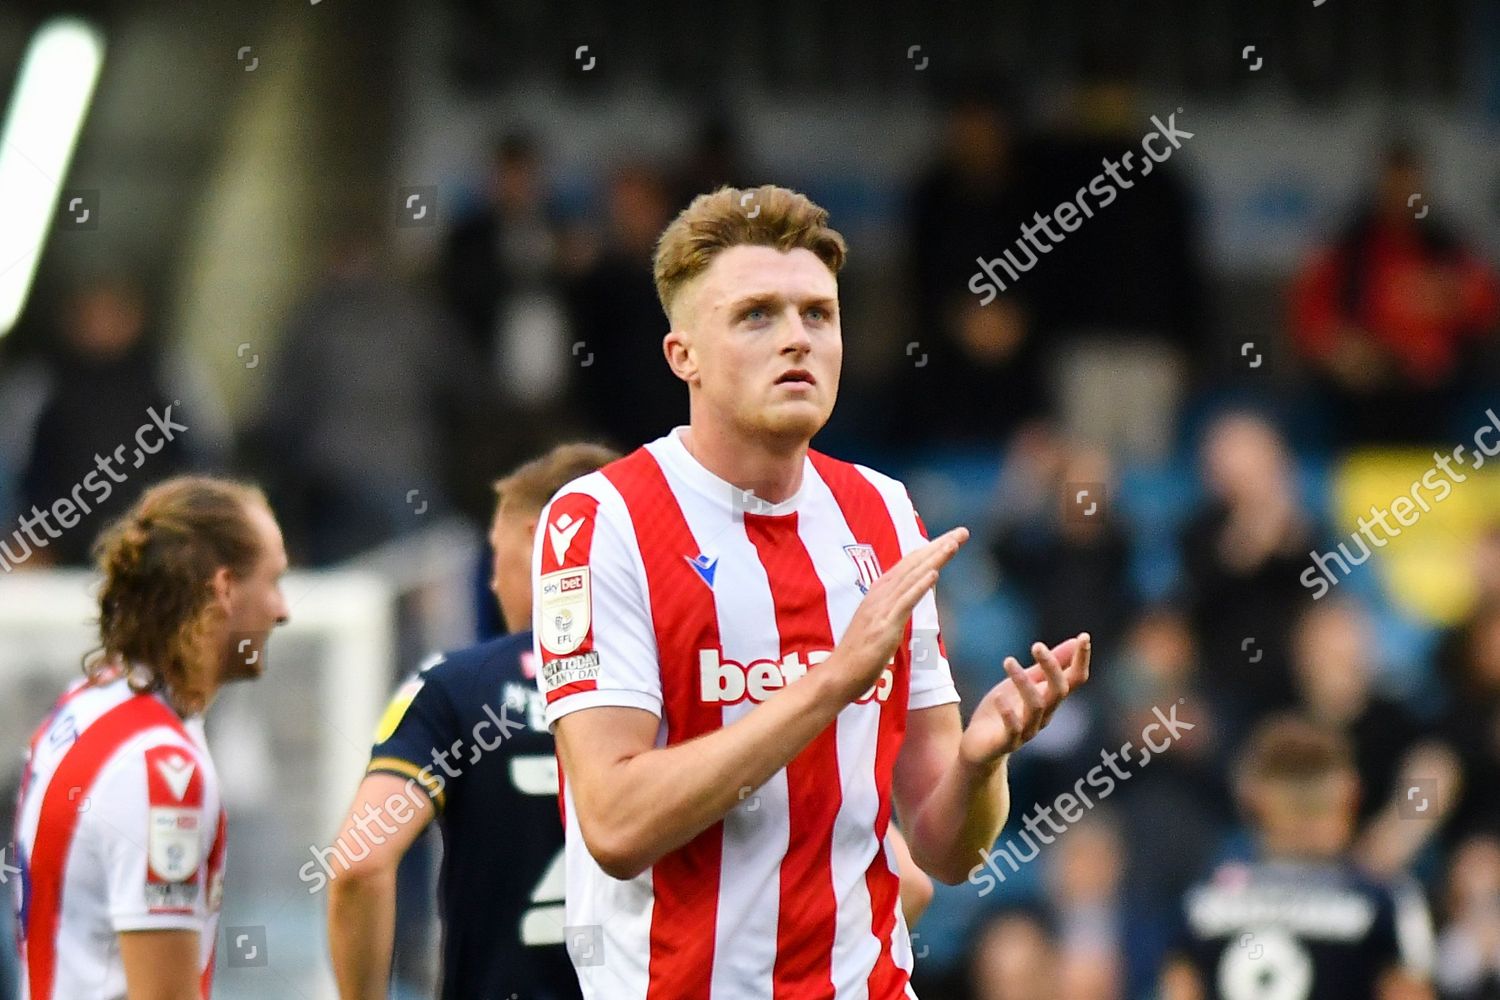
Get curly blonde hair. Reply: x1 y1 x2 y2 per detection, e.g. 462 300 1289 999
87 476 269 715
652 184 848 321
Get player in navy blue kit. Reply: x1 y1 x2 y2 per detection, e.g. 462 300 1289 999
328 443 618 1000
1160 715 1436 1000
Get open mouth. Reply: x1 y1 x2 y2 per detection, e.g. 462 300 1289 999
775 369 815 387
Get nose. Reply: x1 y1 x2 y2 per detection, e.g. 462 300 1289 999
781 306 812 355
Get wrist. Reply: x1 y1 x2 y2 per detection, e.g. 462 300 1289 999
812 648 874 706
957 741 1008 783
804 661 853 716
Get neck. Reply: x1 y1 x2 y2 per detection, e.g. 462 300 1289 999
681 420 808 504
167 680 215 719
116 652 217 718
1257 829 1344 863
1312 693 1364 725
171 658 223 718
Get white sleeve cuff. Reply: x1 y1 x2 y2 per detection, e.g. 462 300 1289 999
112 912 206 934
908 683 961 712
545 688 663 731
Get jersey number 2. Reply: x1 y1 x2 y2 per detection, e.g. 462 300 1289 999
511 754 566 946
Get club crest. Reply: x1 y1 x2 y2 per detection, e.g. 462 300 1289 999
844 543 882 594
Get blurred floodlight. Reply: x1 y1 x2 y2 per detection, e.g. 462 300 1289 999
0 17 105 338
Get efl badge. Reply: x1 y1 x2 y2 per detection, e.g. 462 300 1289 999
844 543 882 594
148 808 202 882
539 567 592 656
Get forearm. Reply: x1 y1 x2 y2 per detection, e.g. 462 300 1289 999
577 665 857 878
328 869 397 1000
119 929 201 1000
907 752 1010 885
1356 803 1442 878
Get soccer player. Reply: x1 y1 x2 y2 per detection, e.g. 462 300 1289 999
533 184 1092 997
12 476 289 1000
1159 715 1436 1000
327 443 618 1000
327 438 938 999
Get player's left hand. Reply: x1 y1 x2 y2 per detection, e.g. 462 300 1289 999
959 633 1091 767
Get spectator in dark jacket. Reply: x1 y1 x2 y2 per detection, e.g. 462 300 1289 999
566 164 687 451
6 278 226 566
896 92 1044 449
1180 411 1317 736
440 133 563 365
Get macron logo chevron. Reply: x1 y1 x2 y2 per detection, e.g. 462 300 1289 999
548 513 587 564
155 754 195 801
685 553 718 589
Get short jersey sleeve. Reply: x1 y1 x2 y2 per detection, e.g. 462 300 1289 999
534 484 662 730
1376 878 1436 978
367 658 458 810
894 492 961 711
86 737 217 933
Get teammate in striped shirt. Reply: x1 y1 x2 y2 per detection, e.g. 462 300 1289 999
12 477 289 1000
534 184 1092 998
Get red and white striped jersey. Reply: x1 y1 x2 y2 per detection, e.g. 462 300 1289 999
12 669 226 1000
533 426 957 999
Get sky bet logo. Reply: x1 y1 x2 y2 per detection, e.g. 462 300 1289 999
699 649 893 705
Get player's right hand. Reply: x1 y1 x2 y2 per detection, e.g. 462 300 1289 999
827 527 968 702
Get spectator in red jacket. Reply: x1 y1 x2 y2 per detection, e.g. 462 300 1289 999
1289 140 1500 444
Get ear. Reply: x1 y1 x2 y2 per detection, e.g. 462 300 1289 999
663 329 698 385
209 566 234 613
1336 771 1360 813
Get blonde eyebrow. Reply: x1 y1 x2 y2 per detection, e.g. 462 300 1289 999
725 293 837 314
725 293 778 313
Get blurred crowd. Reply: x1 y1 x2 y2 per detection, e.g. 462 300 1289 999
1 82 1499 999
916 409 1500 998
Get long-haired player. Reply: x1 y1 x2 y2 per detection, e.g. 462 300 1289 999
12 476 289 999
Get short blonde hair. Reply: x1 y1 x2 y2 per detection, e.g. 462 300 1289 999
492 442 621 515
652 184 848 321
1239 714 1355 786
